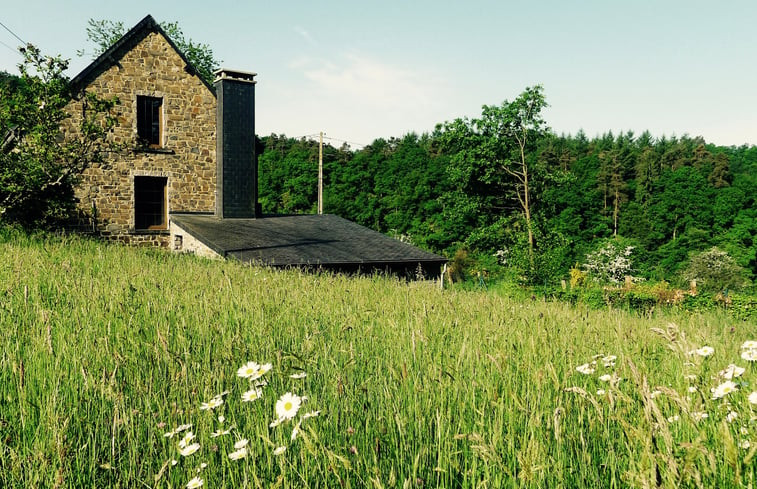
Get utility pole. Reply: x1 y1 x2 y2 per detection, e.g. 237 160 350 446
318 131 324 215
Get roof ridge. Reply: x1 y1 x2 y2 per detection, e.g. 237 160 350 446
69 14 215 95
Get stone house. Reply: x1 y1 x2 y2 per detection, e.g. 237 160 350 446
66 15 446 276
67 15 219 246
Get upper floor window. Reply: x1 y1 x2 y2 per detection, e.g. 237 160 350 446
136 95 162 147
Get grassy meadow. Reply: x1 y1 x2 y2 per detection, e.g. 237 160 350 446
1 228 756 488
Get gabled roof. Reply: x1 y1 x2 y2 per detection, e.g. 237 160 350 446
171 213 447 276
70 14 215 94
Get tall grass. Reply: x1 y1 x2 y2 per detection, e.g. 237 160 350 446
1 228 755 488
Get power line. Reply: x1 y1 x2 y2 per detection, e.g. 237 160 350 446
298 133 367 149
0 20 25 45
0 37 20 57
322 135 367 149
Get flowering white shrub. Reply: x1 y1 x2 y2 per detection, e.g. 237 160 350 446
683 247 747 292
583 240 635 284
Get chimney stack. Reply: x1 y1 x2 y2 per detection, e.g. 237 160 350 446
214 69 260 218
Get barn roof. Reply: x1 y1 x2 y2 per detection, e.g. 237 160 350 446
171 213 447 275
70 14 214 94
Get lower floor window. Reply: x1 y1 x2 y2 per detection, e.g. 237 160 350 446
134 176 167 230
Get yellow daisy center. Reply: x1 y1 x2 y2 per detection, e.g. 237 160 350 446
284 402 293 411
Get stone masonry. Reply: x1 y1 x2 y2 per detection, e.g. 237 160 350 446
65 29 216 247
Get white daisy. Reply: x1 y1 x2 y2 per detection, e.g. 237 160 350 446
741 349 757 362
596 389 606 396
237 361 261 379
667 415 680 423
186 476 204 489
269 417 284 428
242 388 263 403
210 427 232 438
749 392 757 405
650 390 663 399
178 432 196 449
726 411 739 423
576 363 595 375
291 421 302 441
712 380 738 399
691 411 708 422
719 364 746 379
275 392 302 420
599 374 613 383
273 446 286 456
200 396 223 411
179 442 201 457
234 438 249 450
301 410 321 420
688 386 698 393
218 415 225 424
740 440 751 449
741 340 757 350
255 363 273 380
695 346 714 357
228 447 248 460
290 372 307 379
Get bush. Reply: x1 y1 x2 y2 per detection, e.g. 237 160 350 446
583 237 638 284
682 247 749 292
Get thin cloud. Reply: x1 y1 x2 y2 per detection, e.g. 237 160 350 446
277 52 454 142
293 26 316 46
294 52 443 110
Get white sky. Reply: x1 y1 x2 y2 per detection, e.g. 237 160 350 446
1 0 756 147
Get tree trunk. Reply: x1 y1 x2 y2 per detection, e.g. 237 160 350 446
521 142 535 268
613 188 619 237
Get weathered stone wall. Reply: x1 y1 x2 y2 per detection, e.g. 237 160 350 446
65 31 216 246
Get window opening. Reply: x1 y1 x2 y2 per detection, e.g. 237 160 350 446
134 176 167 230
136 95 162 147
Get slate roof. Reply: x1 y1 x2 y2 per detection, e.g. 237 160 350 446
70 14 215 94
171 213 447 274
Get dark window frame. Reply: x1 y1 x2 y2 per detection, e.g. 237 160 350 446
134 176 168 231
136 95 163 148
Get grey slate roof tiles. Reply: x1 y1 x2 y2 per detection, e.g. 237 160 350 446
171 213 446 273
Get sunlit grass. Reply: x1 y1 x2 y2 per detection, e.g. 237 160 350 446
0 228 755 488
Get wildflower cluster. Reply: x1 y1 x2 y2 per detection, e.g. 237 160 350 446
571 338 757 454
575 354 620 395
158 360 321 488
665 341 757 449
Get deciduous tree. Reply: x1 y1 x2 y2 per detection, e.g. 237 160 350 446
0 45 117 226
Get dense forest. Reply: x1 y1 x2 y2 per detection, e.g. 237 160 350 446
258 90 757 290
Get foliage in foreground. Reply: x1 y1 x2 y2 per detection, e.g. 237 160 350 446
0 45 117 227
1 229 756 488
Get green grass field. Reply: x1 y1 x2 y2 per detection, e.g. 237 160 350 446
1 228 756 488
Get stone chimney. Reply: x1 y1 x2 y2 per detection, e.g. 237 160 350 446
214 69 260 218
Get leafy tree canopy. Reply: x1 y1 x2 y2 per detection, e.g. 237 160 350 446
0 45 117 226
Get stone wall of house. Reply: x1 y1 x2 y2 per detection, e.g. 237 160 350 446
65 31 216 247
169 221 221 259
